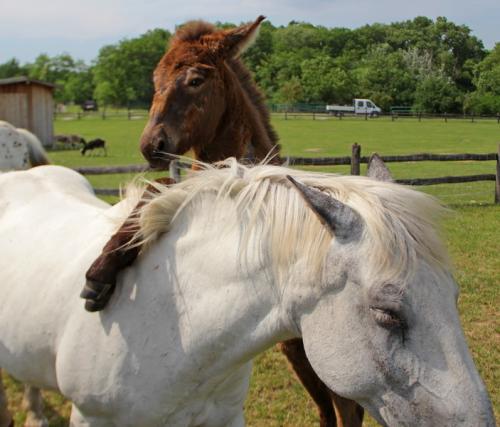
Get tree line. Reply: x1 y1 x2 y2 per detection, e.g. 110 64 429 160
1 17 499 114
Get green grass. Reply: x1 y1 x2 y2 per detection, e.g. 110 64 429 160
3 116 499 425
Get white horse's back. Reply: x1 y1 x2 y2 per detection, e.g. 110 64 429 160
0 121 50 171
0 166 256 426
0 167 118 387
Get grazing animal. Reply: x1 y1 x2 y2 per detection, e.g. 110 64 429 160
54 134 85 149
81 16 361 426
0 161 495 426
0 121 49 171
81 138 107 156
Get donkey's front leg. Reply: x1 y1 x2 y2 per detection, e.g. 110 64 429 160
22 386 48 427
0 369 14 427
81 222 141 312
279 339 336 427
81 176 176 312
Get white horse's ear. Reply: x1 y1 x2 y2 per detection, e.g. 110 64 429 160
286 176 363 243
367 153 393 182
211 15 265 58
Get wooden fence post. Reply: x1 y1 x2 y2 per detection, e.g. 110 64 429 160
495 144 500 204
351 143 361 176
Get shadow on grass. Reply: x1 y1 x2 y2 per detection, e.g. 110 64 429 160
43 397 70 427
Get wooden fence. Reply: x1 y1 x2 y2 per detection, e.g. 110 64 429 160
74 143 500 204
278 111 500 123
55 110 500 123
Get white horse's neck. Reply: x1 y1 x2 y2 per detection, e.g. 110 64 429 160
131 194 296 368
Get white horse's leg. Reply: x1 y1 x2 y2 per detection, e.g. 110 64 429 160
69 405 110 427
22 386 48 427
0 369 13 427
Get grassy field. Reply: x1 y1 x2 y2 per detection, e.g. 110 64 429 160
3 115 499 426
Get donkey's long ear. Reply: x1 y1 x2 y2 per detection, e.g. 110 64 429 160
286 176 364 243
367 153 393 182
210 16 265 58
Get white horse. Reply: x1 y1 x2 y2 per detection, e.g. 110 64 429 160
0 121 49 171
0 120 51 427
0 160 494 426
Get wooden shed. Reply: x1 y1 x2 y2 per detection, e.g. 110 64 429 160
0 77 55 147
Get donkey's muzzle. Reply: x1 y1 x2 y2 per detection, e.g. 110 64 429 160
140 125 176 169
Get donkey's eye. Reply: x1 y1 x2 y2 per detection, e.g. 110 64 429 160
370 307 405 329
188 78 204 87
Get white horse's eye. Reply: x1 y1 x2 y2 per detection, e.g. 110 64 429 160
370 307 405 329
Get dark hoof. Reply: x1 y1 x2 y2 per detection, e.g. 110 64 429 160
80 280 115 312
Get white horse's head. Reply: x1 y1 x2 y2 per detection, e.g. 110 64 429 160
284 175 494 426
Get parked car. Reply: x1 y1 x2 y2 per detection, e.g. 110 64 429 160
326 99 381 116
81 100 98 111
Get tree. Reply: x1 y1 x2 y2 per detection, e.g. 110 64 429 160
27 53 88 102
301 55 356 103
358 45 416 111
94 81 115 110
278 76 303 104
255 51 304 101
413 74 462 113
64 66 95 105
465 43 500 114
92 28 171 107
5 17 494 111
0 58 28 78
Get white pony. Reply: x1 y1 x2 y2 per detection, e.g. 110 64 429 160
0 160 495 426
0 121 49 171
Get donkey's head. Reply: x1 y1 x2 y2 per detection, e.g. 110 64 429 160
140 16 266 168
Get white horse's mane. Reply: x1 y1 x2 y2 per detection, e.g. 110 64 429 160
125 158 450 283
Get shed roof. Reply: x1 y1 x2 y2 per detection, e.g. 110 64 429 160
0 76 55 89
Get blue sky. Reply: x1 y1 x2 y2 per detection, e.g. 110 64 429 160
1 0 498 64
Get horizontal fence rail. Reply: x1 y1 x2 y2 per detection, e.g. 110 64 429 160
74 164 150 175
395 174 496 186
54 110 500 123
77 144 499 203
286 152 497 165
274 111 500 123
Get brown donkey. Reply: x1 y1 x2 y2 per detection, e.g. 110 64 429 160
81 17 363 427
